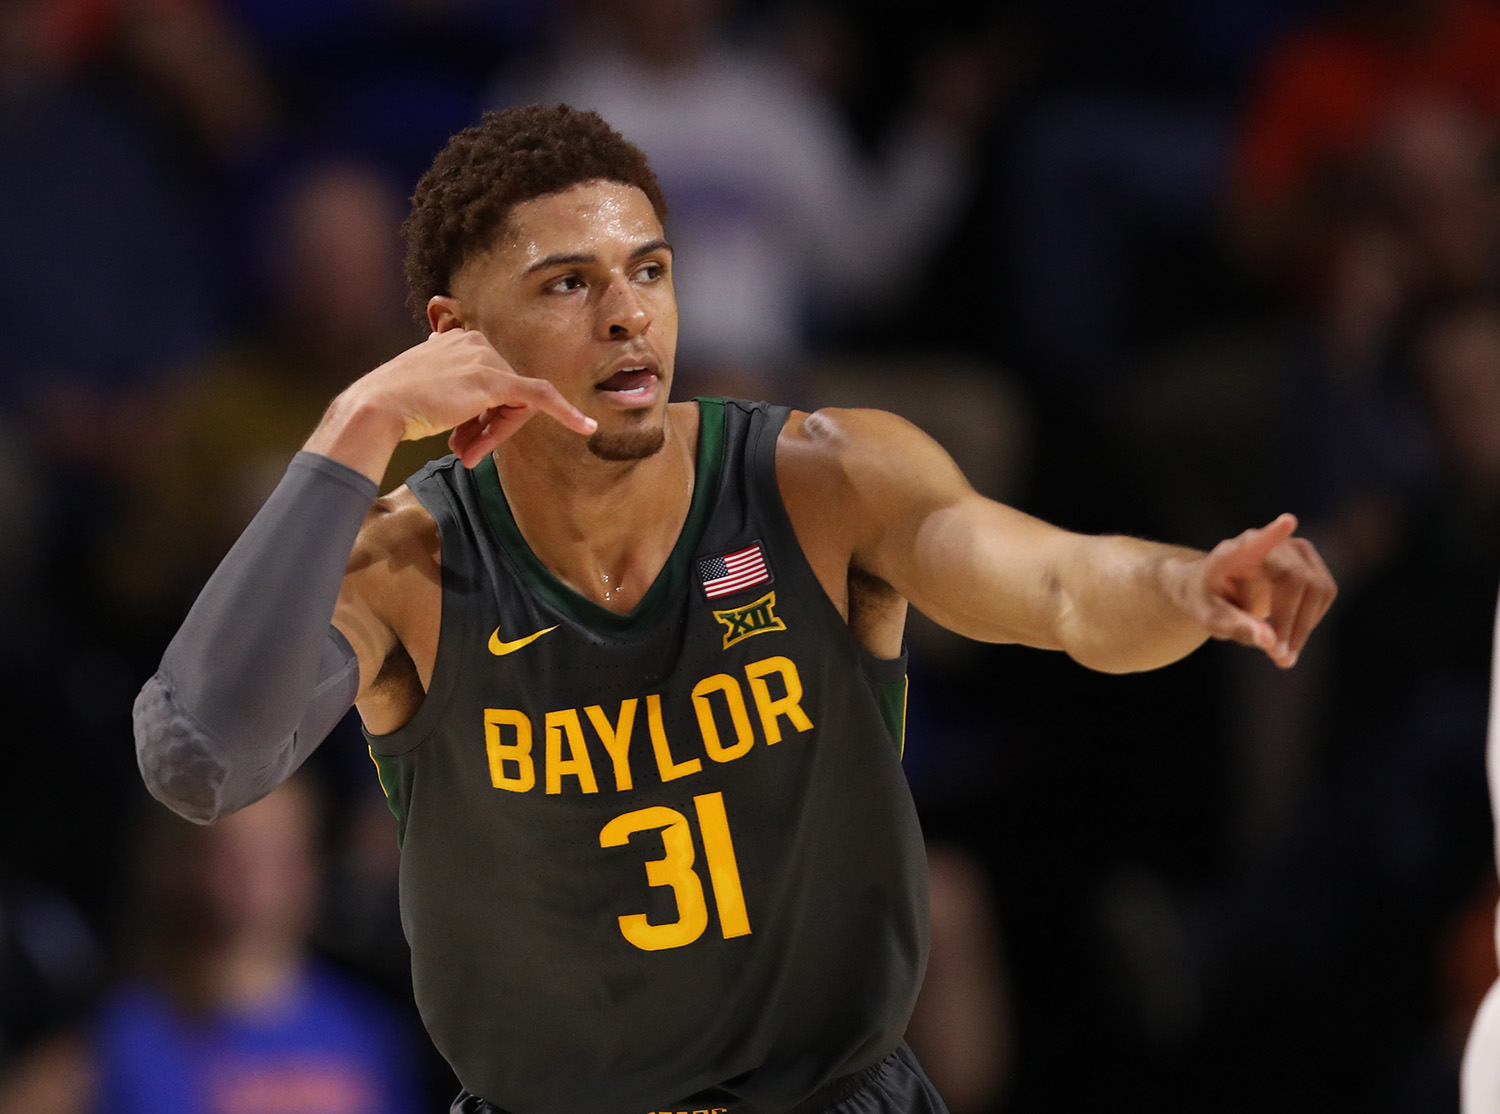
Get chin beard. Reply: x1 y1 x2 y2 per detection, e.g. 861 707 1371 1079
587 426 667 461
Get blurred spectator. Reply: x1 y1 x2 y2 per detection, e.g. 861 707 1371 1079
7 0 276 171
0 779 422 1114
102 157 441 625
905 844 1013 1114
0 883 104 1071
1099 671 1492 1110
1114 42 1500 868
0 0 220 412
0 0 229 871
1331 297 1500 737
1281 98 1499 587
1006 93 1233 391
488 0 996 398
94 0 276 166
223 0 546 187
998 0 1332 396
1230 0 1500 290
1099 296 1500 1109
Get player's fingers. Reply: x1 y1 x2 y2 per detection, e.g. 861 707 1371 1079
1265 576 1308 663
502 375 596 437
1202 595 1300 667
1283 543 1338 657
1209 514 1299 579
1202 595 1273 651
1232 573 1273 622
448 416 490 467
452 406 531 466
1283 589 1322 664
437 331 594 437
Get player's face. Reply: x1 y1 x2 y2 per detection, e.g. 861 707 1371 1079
449 180 678 461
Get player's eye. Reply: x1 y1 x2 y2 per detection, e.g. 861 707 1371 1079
546 274 584 294
634 261 665 283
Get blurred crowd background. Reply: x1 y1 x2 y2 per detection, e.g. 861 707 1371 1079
2 0 1499 1110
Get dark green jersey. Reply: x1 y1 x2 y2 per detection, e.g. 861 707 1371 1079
368 399 929 1114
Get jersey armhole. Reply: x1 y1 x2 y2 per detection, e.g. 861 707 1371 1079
365 467 473 759
746 399 911 684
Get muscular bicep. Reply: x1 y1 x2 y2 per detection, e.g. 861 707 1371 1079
328 500 407 701
804 408 1082 649
334 488 443 725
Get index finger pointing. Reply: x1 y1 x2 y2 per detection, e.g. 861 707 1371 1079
1211 513 1299 576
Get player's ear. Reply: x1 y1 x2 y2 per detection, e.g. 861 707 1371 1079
427 295 465 333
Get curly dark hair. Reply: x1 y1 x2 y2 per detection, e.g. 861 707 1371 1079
401 104 669 323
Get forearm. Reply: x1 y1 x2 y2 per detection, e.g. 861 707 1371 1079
1049 535 1212 674
133 453 377 822
896 495 1210 671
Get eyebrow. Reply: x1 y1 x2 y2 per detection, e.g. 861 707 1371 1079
524 239 673 276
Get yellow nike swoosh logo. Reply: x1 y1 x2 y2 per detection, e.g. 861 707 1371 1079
488 625 558 656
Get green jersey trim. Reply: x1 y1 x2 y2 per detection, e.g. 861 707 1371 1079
471 399 727 636
368 747 410 846
874 675 909 759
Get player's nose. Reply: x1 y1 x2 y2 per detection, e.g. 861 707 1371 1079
597 273 650 340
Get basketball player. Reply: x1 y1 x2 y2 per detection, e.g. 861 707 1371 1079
133 105 1336 1114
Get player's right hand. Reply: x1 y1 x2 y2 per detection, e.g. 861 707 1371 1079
382 329 595 453
1172 513 1337 669
306 329 597 480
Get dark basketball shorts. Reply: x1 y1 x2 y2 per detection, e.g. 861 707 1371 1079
450 1043 950 1114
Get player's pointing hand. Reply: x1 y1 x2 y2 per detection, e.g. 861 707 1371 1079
1179 513 1336 668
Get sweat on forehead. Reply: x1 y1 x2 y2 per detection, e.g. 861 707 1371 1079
448 182 669 300
401 104 669 323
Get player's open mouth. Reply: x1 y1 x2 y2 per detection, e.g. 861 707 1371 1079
597 367 658 400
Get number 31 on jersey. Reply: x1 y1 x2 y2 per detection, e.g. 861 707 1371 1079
600 791 750 952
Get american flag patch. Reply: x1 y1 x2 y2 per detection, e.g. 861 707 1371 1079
697 542 772 599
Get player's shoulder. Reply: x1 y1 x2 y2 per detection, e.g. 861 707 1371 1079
772 404 968 551
775 404 954 485
777 404 924 448
774 404 972 530
352 483 440 571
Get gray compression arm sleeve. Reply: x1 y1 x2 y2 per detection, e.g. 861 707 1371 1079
132 451 378 823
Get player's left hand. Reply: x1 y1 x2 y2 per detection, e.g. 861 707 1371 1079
1180 513 1337 668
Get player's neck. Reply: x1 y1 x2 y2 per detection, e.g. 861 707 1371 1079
494 402 699 614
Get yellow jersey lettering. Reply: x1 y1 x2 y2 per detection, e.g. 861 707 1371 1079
647 692 702 782
545 709 598 795
599 805 708 950
484 709 536 792
585 699 637 792
694 792 751 938
743 656 814 744
690 674 755 763
484 659 813 794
